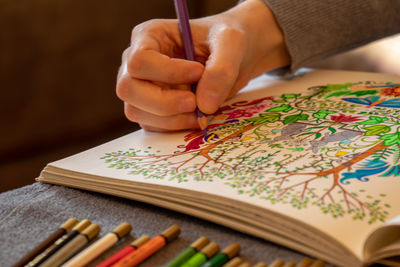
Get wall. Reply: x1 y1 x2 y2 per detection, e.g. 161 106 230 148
0 0 236 192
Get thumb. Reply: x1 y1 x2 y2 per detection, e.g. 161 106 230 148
196 27 246 114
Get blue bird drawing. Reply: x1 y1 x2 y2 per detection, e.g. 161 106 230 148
340 160 390 184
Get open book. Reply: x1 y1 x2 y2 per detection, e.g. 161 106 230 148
38 70 400 267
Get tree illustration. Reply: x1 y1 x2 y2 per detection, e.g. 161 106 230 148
102 82 400 224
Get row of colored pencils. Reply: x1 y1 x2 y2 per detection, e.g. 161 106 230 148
13 217 326 267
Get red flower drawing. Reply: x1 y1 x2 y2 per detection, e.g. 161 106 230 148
330 114 362 123
380 86 400 97
226 109 254 120
246 104 268 112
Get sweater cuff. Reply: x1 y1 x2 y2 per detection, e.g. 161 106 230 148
239 0 400 73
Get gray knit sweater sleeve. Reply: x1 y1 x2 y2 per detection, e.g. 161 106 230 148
240 0 400 71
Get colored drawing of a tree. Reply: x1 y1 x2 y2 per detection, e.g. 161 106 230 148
102 82 400 224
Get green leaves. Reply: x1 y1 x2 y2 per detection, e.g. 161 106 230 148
297 132 313 137
325 83 353 92
246 112 281 126
352 90 378 96
328 127 336 134
312 110 335 119
325 91 352 98
281 93 300 99
358 113 393 138
266 104 293 112
283 113 309 125
297 132 322 139
379 132 400 146
272 94 300 102
325 89 377 98
363 125 391 136
359 116 388 125
248 104 300 125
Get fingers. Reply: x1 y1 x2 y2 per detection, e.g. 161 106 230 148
128 20 204 84
124 103 199 131
196 26 247 114
117 74 197 116
116 19 207 131
117 47 130 81
118 19 249 131
127 49 204 85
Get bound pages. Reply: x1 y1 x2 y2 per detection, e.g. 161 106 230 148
38 70 400 267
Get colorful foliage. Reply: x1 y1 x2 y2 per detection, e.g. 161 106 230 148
102 82 400 224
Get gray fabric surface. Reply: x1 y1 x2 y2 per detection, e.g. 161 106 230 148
0 182 317 267
242 0 400 72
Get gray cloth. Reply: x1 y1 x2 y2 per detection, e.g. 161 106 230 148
0 183 314 267
241 0 400 72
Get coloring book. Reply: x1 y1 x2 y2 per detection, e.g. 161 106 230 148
38 70 400 267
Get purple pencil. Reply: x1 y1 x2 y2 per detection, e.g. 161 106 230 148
174 0 208 136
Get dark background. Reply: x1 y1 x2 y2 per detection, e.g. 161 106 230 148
0 0 236 192
2 0 400 193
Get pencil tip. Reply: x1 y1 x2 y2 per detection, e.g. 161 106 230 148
198 115 208 132
203 129 207 137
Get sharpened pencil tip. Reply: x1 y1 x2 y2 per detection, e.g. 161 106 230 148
198 115 208 132
203 129 207 137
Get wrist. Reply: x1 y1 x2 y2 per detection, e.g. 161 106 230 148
228 0 290 72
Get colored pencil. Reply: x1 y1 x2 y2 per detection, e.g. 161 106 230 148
165 236 209 267
174 0 208 136
200 243 240 267
39 223 100 267
96 235 150 267
12 218 78 267
113 224 181 267
62 222 132 267
181 241 219 267
27 219 91 267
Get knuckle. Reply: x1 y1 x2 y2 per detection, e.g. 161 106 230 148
209 64 237 81
121 47 130 62
124 105 139 123
146 19 164 27
139 123 150 131
221 26 246 41
116 75 132 101
127 50 145 75
131 19 164 36
140 124 157 132
213 25 247 50
131 21 150 35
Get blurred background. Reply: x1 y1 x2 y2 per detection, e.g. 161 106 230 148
1 0 399 193
0 0 238 192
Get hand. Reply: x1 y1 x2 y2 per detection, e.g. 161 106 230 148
116 0 290 131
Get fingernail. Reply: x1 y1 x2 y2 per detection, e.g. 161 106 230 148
179 97 196 113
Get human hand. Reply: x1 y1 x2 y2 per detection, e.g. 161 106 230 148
116 0 290 131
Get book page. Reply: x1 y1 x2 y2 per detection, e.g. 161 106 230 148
364 215 400 262
47 70 400 261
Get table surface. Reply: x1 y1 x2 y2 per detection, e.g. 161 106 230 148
0 182 321 266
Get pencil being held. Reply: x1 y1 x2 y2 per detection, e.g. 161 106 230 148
174 0 209 136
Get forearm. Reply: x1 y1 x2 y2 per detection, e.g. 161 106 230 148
241 0 400 71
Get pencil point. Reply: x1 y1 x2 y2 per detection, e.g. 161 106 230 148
197 113 208 134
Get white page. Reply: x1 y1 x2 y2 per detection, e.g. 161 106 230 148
47 70 400 260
